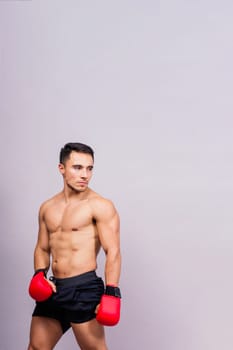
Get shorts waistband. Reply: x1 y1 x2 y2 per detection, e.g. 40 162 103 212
50 271 98 287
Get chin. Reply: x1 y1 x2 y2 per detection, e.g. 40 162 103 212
68 184 87 193
75 187 86 193
78 187 86 192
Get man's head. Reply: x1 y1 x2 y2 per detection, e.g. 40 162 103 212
59 142 95 193
59 142 94 165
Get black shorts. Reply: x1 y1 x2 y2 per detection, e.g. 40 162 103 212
32 271 104 333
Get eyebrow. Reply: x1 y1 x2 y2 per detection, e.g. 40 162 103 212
72 164 93 168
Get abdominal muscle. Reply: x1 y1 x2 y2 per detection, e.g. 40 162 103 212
49 228 100 278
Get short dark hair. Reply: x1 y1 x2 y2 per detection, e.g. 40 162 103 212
59 142 94 164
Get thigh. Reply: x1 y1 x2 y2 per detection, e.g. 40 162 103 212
71 318 107 350
28 316 63 350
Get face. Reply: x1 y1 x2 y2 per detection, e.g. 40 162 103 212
59 151 94 193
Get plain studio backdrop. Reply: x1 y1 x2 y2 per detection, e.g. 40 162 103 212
0 1 233 349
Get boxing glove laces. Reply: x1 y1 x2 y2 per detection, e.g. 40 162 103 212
96 285 121 326
28 268 53 302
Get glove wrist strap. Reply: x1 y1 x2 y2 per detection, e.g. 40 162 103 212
105 285 121 298
33 268 48 277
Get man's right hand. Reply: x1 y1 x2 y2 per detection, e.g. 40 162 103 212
28 269 55 302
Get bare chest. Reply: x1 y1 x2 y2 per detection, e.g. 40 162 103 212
44 202 94 233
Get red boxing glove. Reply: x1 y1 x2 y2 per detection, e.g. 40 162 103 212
28 269 53 302
96 285 121 326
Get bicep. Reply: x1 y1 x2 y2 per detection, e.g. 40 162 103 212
95 203 120 253
35 208 50 252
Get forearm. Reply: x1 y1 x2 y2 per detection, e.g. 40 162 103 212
33 245 50 272
104 250 121 286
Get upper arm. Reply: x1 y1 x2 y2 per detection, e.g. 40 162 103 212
35 204 50 253
93 199 120 254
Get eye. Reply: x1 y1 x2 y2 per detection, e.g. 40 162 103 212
73 165 82 170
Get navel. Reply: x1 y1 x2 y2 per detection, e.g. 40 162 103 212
71 227 79 231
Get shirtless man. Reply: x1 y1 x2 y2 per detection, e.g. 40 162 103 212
27 142 121 350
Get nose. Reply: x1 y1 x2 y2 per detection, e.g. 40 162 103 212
81 168 88 178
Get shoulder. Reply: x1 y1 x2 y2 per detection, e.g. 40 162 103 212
39 192 62 216
88 192 118 219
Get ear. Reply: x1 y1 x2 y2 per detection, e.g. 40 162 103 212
58 163 65 174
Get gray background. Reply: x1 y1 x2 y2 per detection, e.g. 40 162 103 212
0 1 233 349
